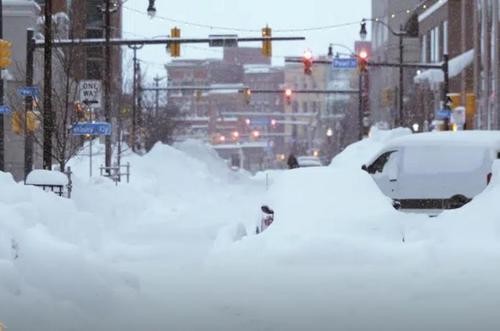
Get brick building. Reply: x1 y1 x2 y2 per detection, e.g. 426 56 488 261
165 47 286 170
283 55 330 156
369 0 421 128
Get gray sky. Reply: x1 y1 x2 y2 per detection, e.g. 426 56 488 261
122 0 371 84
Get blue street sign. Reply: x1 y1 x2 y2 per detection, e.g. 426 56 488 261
71 122 112 136
332 58 357 69
17 86 40 98
251 117 270 126
0 105 11 114
436 108 451 120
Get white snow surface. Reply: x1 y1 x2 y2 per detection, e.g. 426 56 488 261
25 169 69 186
1 134 500 330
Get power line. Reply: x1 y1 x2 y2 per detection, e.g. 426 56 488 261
123 5 363 33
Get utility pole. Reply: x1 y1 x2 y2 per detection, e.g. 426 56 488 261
153 75 162 117
398 27 404 127
129 44 142 152
358 71 363 140
43 0 53 169
493 0 499 130
0 0 4 171
24 29 34 180
104 0 112 173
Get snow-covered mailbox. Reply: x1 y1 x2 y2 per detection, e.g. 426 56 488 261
25 170 72 198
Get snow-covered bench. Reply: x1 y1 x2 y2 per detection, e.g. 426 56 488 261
25 169 72 198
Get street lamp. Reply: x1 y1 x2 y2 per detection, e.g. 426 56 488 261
147 0 156 18
360 18 415 128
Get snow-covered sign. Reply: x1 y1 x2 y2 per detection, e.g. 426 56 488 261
79 80 102 108
25 169 69 186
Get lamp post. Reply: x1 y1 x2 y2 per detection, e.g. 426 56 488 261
147 0 156 18
360 19 410 127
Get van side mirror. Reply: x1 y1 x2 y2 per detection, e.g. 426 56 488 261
361 164 368 172
261 205 274 214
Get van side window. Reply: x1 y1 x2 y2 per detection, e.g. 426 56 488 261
367 151 396 174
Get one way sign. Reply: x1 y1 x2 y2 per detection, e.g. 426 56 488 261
79 80 102 108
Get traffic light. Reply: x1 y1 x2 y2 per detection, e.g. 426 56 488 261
357 49 368 72
26 111 39 132
284 88 292 105
0 39 12 69
303 50 313 75
170 27 181 57
11 111 22 135
74 101 86 121
261 25 272 57
243 88 252 104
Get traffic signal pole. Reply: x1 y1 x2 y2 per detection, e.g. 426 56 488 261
43 0 53 170
24 29 34 180
104 0 112 174
399 31 404 127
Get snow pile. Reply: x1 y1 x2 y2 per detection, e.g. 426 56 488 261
329 126 412 168
2 136 500 330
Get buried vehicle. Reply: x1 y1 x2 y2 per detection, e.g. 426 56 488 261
362 131 500 211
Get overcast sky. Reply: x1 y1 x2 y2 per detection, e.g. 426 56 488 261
122 0 371 84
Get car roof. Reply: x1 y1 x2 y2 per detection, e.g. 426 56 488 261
385 131 500 149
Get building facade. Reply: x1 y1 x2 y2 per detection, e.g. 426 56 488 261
370 0 421 128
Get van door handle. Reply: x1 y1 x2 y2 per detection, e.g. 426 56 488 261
390 179 397 182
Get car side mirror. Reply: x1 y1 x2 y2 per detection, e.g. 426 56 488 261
261 205 274 214
361 164 368 172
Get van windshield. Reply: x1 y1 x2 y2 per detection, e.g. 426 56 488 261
402 145 486 174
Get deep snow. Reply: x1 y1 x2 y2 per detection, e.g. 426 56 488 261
1 134 500 331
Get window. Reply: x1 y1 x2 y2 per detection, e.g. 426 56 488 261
86 59 103 79
443 21 448 55
367 151 397 174
421 34 427 63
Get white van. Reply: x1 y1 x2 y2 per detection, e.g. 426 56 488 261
362 131 500 211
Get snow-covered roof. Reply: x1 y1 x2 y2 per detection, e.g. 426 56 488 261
212 141 268 149
414 49 474 84
418 0 448 22
244 64 273 74
25 170 69 186
385 131 500 149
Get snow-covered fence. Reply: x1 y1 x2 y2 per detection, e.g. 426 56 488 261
99 162 130 184
25 167 73 198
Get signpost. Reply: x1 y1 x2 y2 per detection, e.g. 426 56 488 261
78 80 102 108
17 86 40 98
0 105 10 114
332 58 357 69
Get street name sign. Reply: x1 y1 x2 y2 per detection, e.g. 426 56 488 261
332 58 357 69
0 105 11 114
71 122 111 136
79 80 102 108
17 86 40 97
208 34 238 47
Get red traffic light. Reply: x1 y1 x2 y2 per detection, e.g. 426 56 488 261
303 50 313 75
359 50 368 60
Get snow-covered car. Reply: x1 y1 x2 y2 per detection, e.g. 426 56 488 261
297 156 323 167
362 131 500 211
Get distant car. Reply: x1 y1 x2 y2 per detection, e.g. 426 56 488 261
362 131 500 211
297 156 323 167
